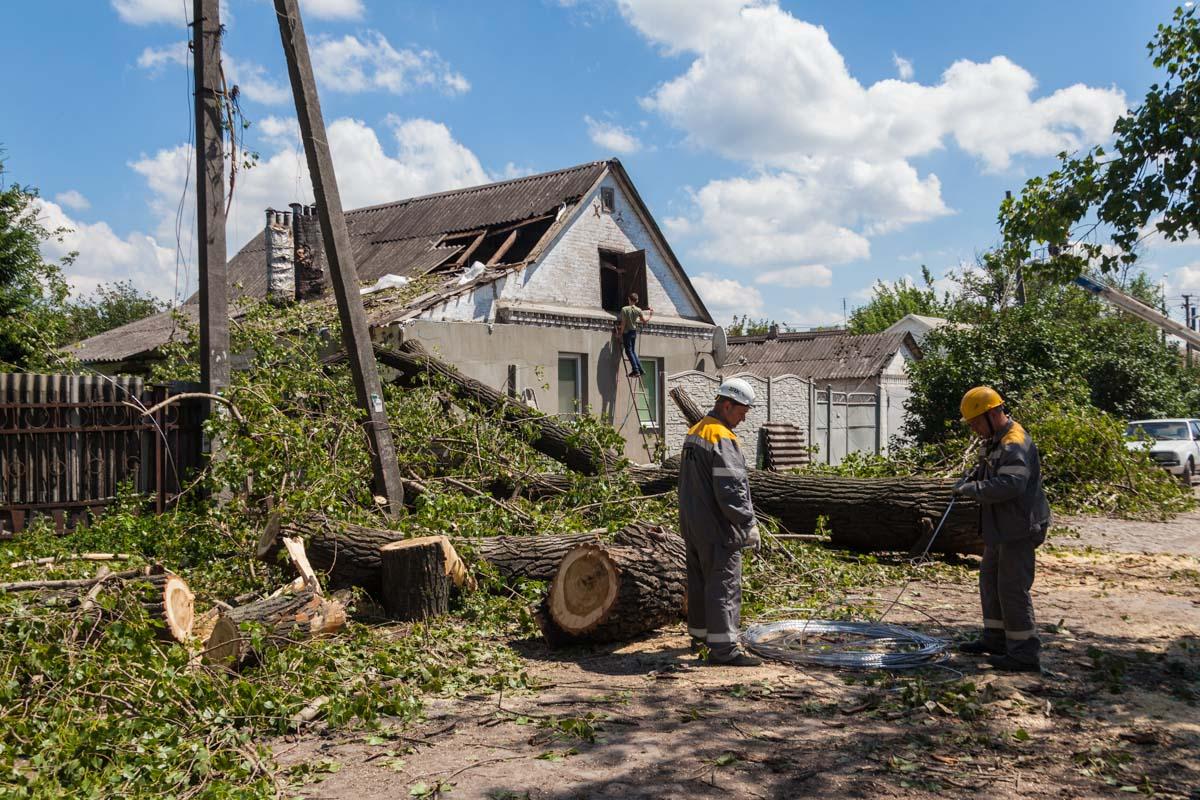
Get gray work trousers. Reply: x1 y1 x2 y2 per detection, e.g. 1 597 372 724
979 538 1040 664
684 536 743 660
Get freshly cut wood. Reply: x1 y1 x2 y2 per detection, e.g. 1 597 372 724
137 570 195 643
193 607 241 667
537 538 686 646
608 466 982 556
373 341 621 475
281 536 321 593
204 589 347 666
379 536 455 621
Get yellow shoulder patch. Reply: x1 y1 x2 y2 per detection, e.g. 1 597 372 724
688 416 738 444
1001 421 1028 447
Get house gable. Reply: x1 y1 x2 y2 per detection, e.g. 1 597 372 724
501 168 709 322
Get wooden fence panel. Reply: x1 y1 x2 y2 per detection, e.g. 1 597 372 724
0 373 203 535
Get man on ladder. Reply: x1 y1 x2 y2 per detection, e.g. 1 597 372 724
617 292 653 378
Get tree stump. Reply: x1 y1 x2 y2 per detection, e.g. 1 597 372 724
537 541 686 646
379 536 454 621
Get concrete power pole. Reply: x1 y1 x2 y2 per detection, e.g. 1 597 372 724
272 0 405 514
193 0 229 422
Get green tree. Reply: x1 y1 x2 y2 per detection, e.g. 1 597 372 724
905 267 1200 443
726 315 780 337
0 156 70 369
1001 5 1200 281
61 280 166 344
847 266 950 334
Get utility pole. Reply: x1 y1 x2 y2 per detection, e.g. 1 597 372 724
1180 293 1190 369
193 0 229 426
273 0 405 514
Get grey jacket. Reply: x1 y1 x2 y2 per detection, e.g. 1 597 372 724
678 414 757 549
957 419 1052 545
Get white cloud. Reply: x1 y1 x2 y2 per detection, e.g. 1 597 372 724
312 31 470 95
1166 263 1200 296
691 273 764 321
618 0 1124 283
34 199 178 301
301 0 364 20
781 306 847 328
893 52 913 80
127 115 490 295
584 115 642 154
112 0 190 26
633 3 1125 172
224 56 292 106
54 190 91 211
137 41 189 71
754 265 832 288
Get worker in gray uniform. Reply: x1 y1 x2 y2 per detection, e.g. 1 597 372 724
953 386 1052 672
679 378 763 667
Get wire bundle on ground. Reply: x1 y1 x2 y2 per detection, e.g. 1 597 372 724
741 619 949 670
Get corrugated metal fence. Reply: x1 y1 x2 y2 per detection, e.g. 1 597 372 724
0 373 204 535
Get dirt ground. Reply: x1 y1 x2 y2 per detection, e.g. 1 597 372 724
275 512 1200 799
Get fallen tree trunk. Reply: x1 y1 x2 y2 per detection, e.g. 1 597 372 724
276 521 406 597
669 386 705 427
468 523 686 583
619 467 981 555
374 341 622 475
536 533 687 646
138 570 196 643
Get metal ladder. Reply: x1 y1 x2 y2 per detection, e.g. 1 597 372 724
619 345 664 460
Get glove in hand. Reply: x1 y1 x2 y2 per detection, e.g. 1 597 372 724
745 524 762 553
953 477 973 496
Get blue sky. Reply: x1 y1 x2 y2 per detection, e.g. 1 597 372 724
4 0 1199 328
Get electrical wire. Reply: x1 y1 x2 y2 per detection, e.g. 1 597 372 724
741 619 948 670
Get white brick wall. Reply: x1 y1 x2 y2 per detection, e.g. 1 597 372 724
508 175 701 318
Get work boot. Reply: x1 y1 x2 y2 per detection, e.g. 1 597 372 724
708 649 763 667
987 654 1041 673
959 638 1005 656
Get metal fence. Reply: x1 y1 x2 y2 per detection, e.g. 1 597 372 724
0 373 204 535
811 386 881 466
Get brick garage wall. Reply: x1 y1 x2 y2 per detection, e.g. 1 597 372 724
507 175 700 319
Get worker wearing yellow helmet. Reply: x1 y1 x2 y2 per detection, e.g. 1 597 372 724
953 386 1051 673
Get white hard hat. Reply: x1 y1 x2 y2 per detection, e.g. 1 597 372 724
716 377 756 407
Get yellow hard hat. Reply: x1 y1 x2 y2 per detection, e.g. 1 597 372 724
960 386 1003 422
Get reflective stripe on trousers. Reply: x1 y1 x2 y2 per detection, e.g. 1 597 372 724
684 536 743 660
979 538 1040 663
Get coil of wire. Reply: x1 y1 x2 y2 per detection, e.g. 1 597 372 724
741 619 949 670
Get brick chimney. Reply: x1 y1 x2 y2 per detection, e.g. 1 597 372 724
265 208 294 305
291 203 327 302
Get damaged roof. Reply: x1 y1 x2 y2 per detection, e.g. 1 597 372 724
71 161 613 363
727 329 922 380
223 159 610 302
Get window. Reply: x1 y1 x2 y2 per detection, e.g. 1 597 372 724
634 357 661 428
1191 421 1200 439
600 186 615 212
558 354 585 415
598 249 648 314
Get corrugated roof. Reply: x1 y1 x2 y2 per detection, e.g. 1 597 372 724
726 329 921 380
68 306 200 363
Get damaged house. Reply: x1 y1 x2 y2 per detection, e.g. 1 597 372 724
70 160 717 462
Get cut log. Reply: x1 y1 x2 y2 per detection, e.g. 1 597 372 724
469 530 605 582
373 341 622 475
193 607 241 667
137 570 195 643
537 538 687 646
207 589 347 666
379 537 453 621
